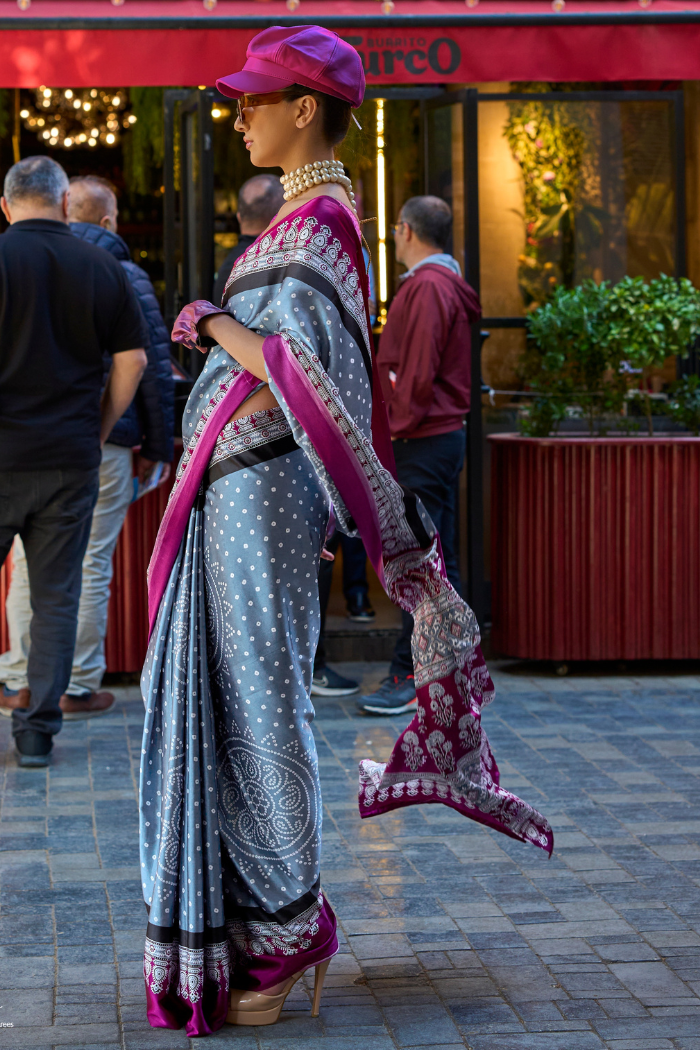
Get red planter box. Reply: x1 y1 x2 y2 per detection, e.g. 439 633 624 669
0 473 173 675
489 434 700 661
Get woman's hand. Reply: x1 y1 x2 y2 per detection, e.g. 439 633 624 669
172 301 269 383
201 313 269 382
171 300 224 352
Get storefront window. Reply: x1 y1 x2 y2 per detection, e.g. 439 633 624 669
480 95 678 318
477 91 681 393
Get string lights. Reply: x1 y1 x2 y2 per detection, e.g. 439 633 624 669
20 87 136 150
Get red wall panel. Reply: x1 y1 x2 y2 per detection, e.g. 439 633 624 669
103 479 172 673
490 435 700 661
0 557 11 656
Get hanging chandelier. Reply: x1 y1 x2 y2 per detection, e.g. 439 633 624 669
20 87 137 150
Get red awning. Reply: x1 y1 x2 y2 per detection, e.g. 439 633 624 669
1 0 700 86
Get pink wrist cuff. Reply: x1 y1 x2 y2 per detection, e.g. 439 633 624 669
172 300 227 353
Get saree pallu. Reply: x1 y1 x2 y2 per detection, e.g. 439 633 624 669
142 196 553 1036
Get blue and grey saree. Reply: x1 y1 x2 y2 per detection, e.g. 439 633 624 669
141 196 553 1036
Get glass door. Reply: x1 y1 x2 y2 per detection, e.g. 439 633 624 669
477 89 684 339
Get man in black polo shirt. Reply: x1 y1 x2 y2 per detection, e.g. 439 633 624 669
0 155 147 767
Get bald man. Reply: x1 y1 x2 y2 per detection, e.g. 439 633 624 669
0 175 174 720
213 174 285 306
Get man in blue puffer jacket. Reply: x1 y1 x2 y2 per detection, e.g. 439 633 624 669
0 176 174 719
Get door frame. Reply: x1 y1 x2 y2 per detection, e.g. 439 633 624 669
422 88 485 625
163 87 216 379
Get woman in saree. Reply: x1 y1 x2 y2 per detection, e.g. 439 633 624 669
140 25 553 1038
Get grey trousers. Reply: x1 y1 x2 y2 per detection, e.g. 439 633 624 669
0 445 133 696
0 468 99 738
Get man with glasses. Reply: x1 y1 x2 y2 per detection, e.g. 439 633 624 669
358 195 481 716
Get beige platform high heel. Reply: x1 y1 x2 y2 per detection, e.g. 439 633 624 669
226 956 331 1026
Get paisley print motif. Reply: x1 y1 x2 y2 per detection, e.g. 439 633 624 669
216 735 318 862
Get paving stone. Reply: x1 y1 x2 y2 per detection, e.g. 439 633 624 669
599 997 649 1018
595 942 661 962
0 1025 121 1047
0 986 53 1027
448 995 523 1031
0 955 55 988
559 999 608 1020
347 933 415 958
53 1003 119 1024
609 961 695 1003
257 1039 396 1050
645 930 700 948
595 1018 700 1039
383 1003 462 1045
190 1033 258 1048
467 1034 604 1049
606 1041 675 1049
5 669 700 1046
121 1028 192 1049
483 963 568 1001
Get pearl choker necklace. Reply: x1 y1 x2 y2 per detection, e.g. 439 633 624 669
280 159 356 212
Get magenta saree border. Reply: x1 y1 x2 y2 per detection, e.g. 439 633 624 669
262 333 387 588
227 194 398 479
143 898 338 1036
147 369 260 634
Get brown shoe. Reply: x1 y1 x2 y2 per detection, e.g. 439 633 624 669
59 691 115 721
0 685 30 717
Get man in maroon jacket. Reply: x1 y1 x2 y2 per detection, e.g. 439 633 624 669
359 195 481 715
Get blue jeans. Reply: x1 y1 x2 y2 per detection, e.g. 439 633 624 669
0 468 99 737
390 427 466 676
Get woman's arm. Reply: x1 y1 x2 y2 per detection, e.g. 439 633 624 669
200 314 268 382
171 300 269 382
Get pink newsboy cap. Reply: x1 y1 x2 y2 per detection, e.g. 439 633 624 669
216 25 365 109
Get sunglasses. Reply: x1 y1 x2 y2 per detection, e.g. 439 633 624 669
236 91 291 124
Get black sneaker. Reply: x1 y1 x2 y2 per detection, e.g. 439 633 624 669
15 729 53 768
346 594 376 623
358 675 417 715
311 666 360 697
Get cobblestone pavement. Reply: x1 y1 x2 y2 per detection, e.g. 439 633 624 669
2 662 700 1049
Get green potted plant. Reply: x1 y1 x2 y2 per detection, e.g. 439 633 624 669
666 373 700 435
520 275 700 436
489 273 700 665
520 279 625 436
602 275 700 434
